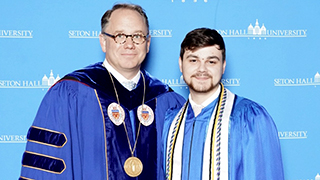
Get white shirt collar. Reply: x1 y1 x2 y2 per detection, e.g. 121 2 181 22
189 84 221 109
102 59 140 89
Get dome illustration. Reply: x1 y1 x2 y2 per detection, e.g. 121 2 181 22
315 72 320 83
41 70 60 86
48 70 55 85
260 24 266 35
248 19 267 37
248 23 254 35
180 75 186 84
42 75 49 86
254 19 260 35
56 74 61 82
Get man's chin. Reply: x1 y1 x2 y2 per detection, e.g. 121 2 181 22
189 84 213 93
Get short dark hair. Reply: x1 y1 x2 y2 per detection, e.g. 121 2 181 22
101 3 149 33
180 28 226 61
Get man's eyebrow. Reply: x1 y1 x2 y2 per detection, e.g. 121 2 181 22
207 55 221 61
112 30 145 34
185 54 221 61
185 54 198 59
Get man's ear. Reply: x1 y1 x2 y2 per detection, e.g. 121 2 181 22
222 59 226 74
179 57 183 73
99 34 107 53
146 36 151 53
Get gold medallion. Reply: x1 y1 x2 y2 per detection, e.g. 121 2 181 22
124 156 143 177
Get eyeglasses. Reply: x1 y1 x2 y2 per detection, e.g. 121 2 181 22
102 32 149 45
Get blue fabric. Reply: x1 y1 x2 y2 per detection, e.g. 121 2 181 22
20 62 186 180
162 94 284 180
228 96 284 180
181 99 218 180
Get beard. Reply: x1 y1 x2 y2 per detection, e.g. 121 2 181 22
184 72 218 93
188 81 215 93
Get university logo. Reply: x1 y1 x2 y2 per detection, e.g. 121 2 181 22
149 30 172 37
0 30 33 38
221 78 241 87
0 135 27 143
162 75 188 89
278 131 307 140
0 70 60 89
274 72 320 87
162 75 240 89
68 30 100 38
217 19 307 39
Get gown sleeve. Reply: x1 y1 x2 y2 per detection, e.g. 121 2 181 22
20 80 101 180
229 97 284 180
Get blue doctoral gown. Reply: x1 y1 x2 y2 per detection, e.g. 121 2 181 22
20 62 185 180
162 95 284 180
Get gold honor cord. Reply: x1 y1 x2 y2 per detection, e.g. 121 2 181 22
167 101 189 180
211 83 226 180
108 71 145 177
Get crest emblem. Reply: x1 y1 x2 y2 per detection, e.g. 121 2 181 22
137 104 154 126
112 107 120 119
141 109 149 120
108 102 125 126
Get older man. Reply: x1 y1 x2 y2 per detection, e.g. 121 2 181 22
20 3 185 180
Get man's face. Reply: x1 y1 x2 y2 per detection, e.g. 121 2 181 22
99 8 150 78
179 45 226 95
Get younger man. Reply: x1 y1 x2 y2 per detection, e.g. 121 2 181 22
163 28 284 180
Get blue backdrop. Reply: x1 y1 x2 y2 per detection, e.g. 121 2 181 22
1 0 320 179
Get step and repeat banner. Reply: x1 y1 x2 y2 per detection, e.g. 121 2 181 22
1 0 319 179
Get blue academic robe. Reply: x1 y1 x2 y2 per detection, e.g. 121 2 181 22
162 95 284 180
20 62 185 180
